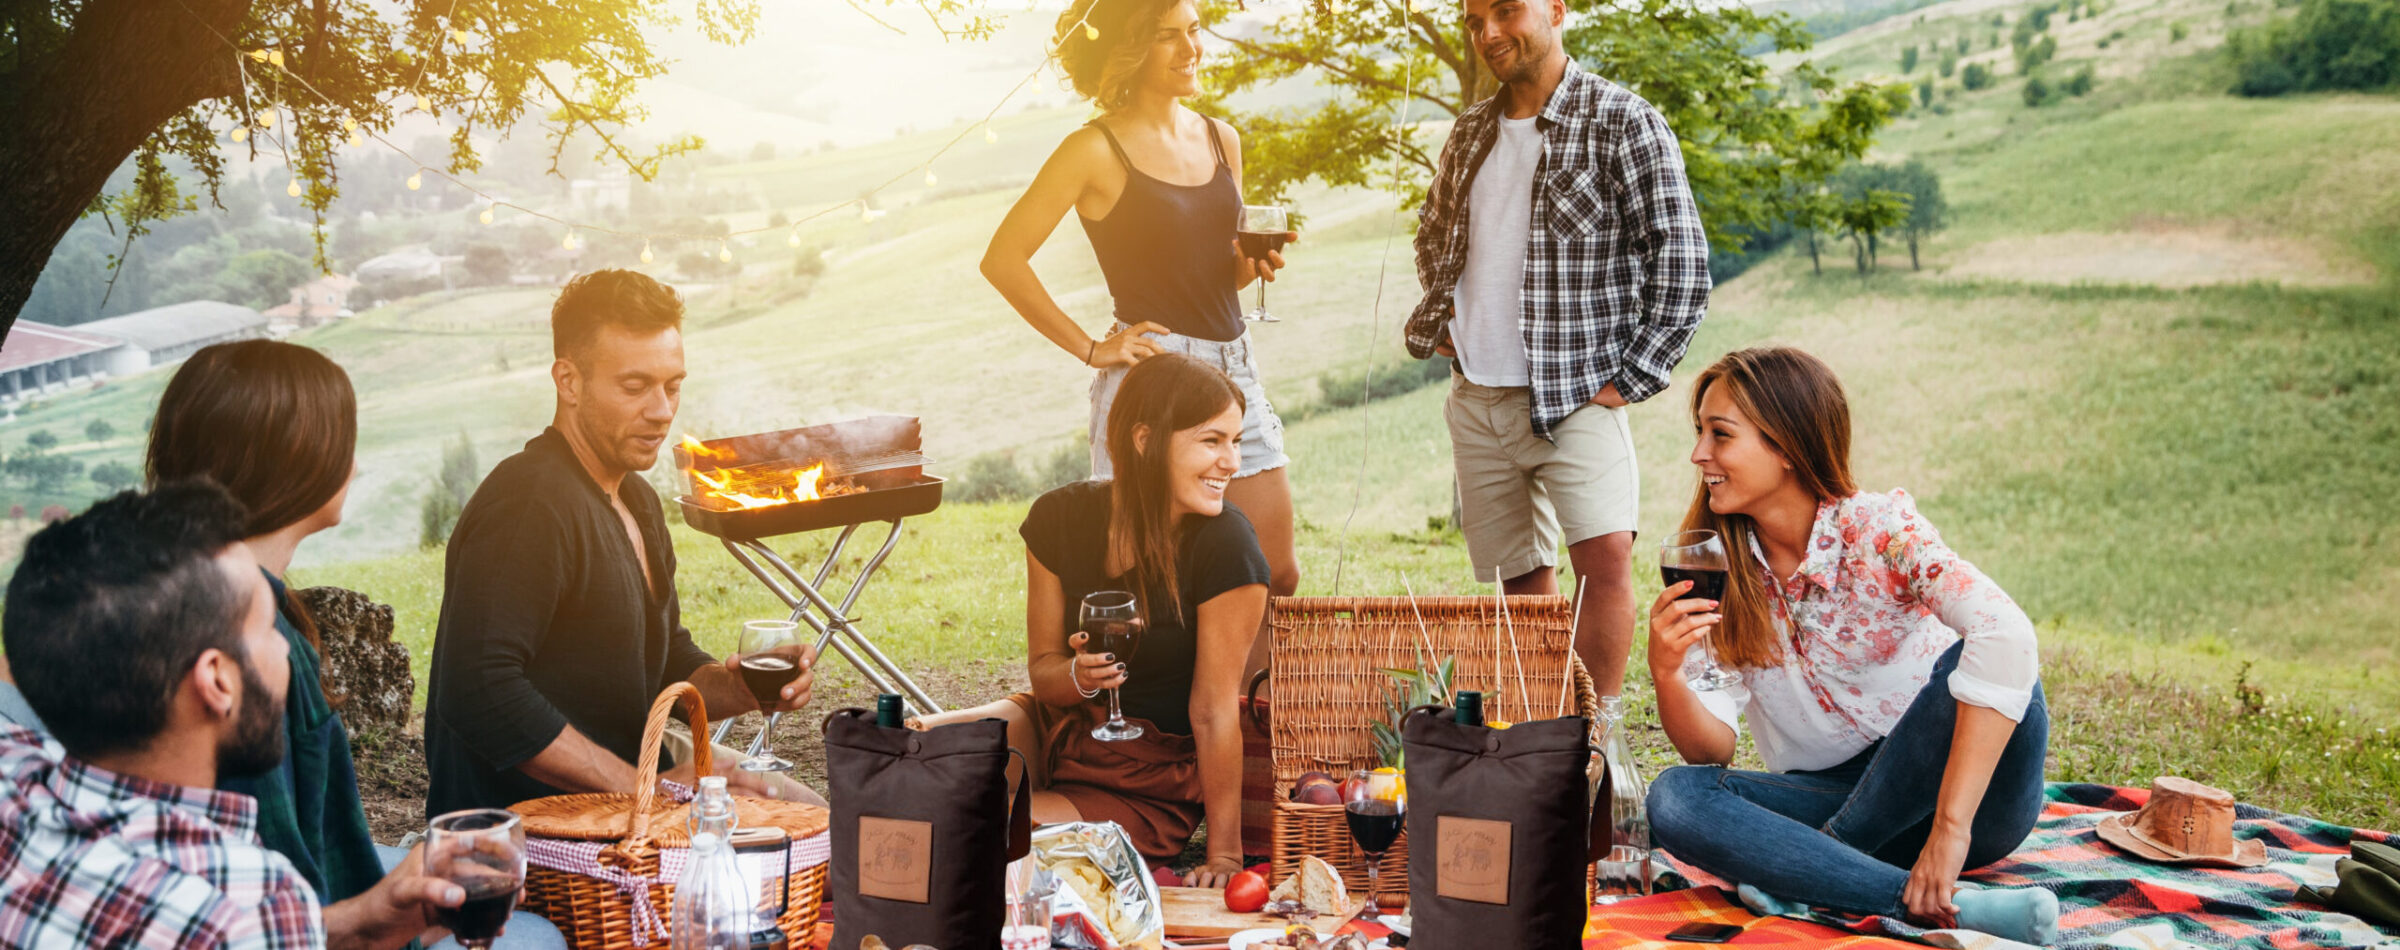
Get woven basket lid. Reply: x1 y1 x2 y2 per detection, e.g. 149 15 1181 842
651 798 829 848
516 790 830 846
515 792 679 842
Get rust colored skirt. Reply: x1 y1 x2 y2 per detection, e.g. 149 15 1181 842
1005 692 1202 859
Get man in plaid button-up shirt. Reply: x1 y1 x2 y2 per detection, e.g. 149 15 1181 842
1409 0 1709 694
0 483 464 950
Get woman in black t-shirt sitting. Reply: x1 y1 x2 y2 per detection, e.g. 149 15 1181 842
921 353 1269 885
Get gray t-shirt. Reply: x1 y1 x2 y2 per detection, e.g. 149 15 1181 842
1450 114 1545 388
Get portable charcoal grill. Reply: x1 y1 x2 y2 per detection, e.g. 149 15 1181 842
677 414 946 721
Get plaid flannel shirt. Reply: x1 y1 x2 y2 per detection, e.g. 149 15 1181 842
0 728 324 949
1407 63 1712 440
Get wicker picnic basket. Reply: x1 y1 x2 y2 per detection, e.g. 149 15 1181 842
513 683 831 949
1266 595 1601 905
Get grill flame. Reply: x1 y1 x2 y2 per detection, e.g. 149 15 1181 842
681 435 830 510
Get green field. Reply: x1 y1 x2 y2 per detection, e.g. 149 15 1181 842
13 0 2400 829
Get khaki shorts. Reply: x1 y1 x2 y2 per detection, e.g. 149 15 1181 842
1445 374 1640 583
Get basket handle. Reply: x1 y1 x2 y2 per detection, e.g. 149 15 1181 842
626 681 711 843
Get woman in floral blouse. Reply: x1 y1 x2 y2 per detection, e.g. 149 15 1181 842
1644 347 2057 946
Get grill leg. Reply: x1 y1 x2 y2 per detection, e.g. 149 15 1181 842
717 525 945 719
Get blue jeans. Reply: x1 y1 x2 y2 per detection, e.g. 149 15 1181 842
374 844 567 949
1646 641 2050 917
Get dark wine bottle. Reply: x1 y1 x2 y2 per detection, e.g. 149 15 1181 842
1453 690 1484 727
875 693 905 728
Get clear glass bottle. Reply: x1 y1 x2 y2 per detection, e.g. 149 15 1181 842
671 777 754 949
1592 695 1652 903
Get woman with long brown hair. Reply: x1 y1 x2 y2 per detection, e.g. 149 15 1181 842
146 339 386 908
919 353 1269 886
981 0 1301 605
1642 347 2057 945
147 339 566 948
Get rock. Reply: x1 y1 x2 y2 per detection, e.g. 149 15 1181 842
294 585 414 734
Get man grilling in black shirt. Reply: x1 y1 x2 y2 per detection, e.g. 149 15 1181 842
425 269 818 816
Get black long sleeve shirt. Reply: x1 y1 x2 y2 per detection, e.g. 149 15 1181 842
424 427 717 816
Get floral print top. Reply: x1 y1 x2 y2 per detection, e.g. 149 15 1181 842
1688 489 2040 773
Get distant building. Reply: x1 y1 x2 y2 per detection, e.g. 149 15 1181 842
355 248 449 285
0 321 124 406
80 301 269 376
263 273 358 327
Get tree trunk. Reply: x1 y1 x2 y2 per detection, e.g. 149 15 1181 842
1909 234 1921 270
1806 230 1822 275
1866 231 1880 271
0 0 248 335
1851 236 1868 275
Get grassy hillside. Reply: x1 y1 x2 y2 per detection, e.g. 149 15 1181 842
13 0 2400 830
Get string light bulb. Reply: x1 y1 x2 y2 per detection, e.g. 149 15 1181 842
230 127 250 143
342 117 359 131
985 125 999 144
563 230 579 251
256 109 276 129
478 203 495 225
347 129 365 147
268 49 284 67
451 29 470 44
405 171 423 190
287 178 304 198
924 167 939 187
787 228 802 248
717 240 733 263
1085 23 1099 40
640 240 654 264
859 201 875 223
248 49 271 63
414 93 432 112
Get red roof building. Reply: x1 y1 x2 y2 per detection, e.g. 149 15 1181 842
0 321 124 405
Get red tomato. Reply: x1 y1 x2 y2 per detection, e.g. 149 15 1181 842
1224 869 1270 913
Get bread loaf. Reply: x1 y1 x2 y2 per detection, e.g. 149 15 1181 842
1268 855 1350 914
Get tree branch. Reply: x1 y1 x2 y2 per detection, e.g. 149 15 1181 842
1208 28 1460 117
532 69 651 180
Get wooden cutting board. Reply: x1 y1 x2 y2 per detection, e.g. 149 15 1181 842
1158 887 1369 938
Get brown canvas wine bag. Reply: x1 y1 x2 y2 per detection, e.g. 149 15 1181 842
1401 704 1599 947
827 708 1032 950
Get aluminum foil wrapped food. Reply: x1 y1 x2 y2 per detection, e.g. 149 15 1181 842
1030 822 1165 950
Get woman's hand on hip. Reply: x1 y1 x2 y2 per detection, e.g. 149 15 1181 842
1065 632 1129 691
1646 580 1720 681
1089 321 1169 369
1903 826 1969 928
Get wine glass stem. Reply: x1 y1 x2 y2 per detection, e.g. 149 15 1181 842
1106 686 1126 726
748 711 783 758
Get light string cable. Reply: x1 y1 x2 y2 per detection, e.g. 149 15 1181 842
170 0 1105 249
1331 0 1425 595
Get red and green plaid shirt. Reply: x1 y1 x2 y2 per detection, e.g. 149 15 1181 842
0 727 324 949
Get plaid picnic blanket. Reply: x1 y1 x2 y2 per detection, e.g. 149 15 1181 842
1663 783 2400 950
1582 886 1919 948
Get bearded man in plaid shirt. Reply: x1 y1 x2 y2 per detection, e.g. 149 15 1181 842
1408 0 1712 696
0 482 464 949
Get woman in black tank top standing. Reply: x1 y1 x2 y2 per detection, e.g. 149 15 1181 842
982 0 1302 609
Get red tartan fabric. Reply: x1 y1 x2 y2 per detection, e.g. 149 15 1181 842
1582 887 1920 948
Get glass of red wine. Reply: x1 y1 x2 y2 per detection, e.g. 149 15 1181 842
1345 769 1406 895
736 619 802 773
1661 530 1739 691
1239 204 1290 323
1078 590 1145 742
426 808 524 949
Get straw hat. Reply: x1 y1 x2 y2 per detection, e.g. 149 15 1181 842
2094 776 2268 868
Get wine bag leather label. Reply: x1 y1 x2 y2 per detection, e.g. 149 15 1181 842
858 816 933 903
1436 815 1512 904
